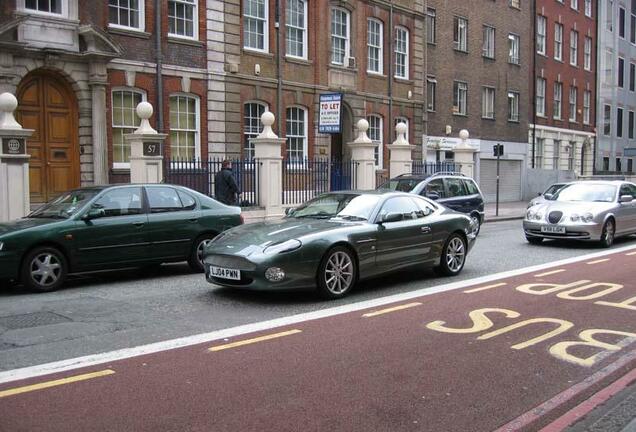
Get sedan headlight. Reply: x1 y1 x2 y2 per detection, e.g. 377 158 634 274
581 213 594 223
533 212 543 221
570 213 580 222
526 210 535 220
264 239 302 254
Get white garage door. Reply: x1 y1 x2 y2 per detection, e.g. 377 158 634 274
479 159 522 202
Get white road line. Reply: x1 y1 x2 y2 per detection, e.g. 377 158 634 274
1 243 636 385
464 282 507 294
587 258 611 265
534 269 566 277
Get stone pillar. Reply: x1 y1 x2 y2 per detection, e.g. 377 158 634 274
251 111 285 219
388 122 415 178
124 102 167 184
89 62 109 185
453 129 477 178
347 119 378 190
0 93 34 222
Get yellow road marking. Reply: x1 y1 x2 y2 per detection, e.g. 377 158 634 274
587 258 610 265
0 369 115 399
362 302 422 317
209 329 302 352
534 269 566 278
626 251 636 256
464 283 507 294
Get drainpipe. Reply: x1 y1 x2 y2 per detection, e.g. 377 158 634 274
388 1 394 154
592 1 600 175
155 0 163 132
275 0 282 135
531 0 536 169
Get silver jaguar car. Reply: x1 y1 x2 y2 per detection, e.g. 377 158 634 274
523 181 636 247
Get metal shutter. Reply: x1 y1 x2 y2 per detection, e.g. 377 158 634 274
479 159 522 202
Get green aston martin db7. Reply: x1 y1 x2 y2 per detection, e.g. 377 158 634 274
0 184 242 292
204 191 476 299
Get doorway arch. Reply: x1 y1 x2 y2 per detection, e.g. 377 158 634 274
330 101 354 161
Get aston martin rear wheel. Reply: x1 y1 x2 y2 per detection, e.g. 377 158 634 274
435 234 467 276
317 246 357 300
600 219 615 248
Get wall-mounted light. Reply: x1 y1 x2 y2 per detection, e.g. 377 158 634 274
445 125 452 136
255 64 261 76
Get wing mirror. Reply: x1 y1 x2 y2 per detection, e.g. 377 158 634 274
543 193 554 200
426 192 440 201
620 195 633 203
82 208 105 220
381 212 404 223
285 207 295 216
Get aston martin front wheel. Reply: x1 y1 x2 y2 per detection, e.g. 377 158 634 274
317 246 357 300
435 234 467 276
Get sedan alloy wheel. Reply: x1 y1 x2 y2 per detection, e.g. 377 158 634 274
600 219 615 248
21 247 67 292
189 234 217 272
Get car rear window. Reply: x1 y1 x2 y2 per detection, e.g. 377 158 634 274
464 180 480 195
445 178 467 197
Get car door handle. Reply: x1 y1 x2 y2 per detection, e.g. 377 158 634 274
132 221 145 227
189 218 198 223
421 226 431 234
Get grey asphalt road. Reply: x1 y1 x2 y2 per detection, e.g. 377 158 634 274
1 219 635 372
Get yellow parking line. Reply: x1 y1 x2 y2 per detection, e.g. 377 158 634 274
0 369 115 399
534 269 566 277
209 329 302 352
587 258 610 265
626 251 636 256
362 302 422 317
464 283 507 294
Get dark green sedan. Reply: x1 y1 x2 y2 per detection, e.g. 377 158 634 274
204 191 476 299
0 184 242 292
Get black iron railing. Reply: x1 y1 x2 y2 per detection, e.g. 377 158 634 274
411 160 461 176
281 158 358 205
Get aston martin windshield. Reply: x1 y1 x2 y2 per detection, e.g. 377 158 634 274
289 194 381 220
28 189 99 219
555 184 616 203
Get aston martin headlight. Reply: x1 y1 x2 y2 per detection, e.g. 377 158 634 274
581 213 594 223
570 214 580 222
264 239 302 254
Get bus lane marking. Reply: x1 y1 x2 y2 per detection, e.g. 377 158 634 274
625 251 636 256
464 283 507 294
0 369 115 399
208 329 302 352
587 258 610 265
534 269 566 277
362 302 422 317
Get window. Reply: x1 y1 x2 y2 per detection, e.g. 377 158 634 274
553 140 561 168
619 7 626 38
178 190 196 210
585 0 592 16
617 158 623 171
509 0 520 9
112 89 144 168
445 178 467 198
243 102 267 159
286 107 307 162
93 188 143 217
508 91 519 122
424 179 446 199
605 49 614 84
584 36 592 70
244 0 268 51
426 8 436 44
629 110 635 139
553 82 563 119
286 0 306 58
631 13 636 44
607 0 614 31
394 117 409 142
536 78 546 116
619 57 625 88
168 0 197 39
537 16 546 55
583 90 591 124
378 197 422 221
453 81 468 115
568 143 576 171
147 187 187 213
569 86 577 122
617 107 624 138
169 95 199 159
25 0 61 14
109 0 143 30
367 19 383 74
331 8 349 65
367 115 383 168
604 104 612 135
483 25 495 58
569 30 578 66
603 157 609 171
554 23 563 61
508 33 520 64
427 77 436 111
630 63 635 91
453 16 468 52
482 87 495 119
571 0 578 10
395 27 409 79
629 159 634 173
535 138 544 168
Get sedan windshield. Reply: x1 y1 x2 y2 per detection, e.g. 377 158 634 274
544 184 566 197
555 184 617 203
377 179 421 193
289 194 381 221
29 189 99 219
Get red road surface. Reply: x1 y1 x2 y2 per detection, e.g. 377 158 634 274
1 249 635 432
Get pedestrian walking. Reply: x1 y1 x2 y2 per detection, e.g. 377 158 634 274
214 160 241 205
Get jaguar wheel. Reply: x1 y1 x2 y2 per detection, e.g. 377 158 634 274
317 246 357 299
435 234 467 276
188 233 217 272
21 246 68 293
599 219 615 248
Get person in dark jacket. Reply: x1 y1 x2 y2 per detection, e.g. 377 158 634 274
214 160 241 205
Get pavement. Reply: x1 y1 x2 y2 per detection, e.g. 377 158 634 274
485 200 528 222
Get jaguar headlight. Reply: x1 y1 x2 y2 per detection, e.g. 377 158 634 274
264 239 302 254
534 212 543 221
526 210 535 220
581 213 594 223
570 213 580 222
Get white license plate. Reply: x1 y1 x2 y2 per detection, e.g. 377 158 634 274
541 225 566 234
209 266 241 280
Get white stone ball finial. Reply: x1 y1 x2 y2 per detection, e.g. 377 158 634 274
134 101 157 134
393 122 408 145
0 92 22 130
457 129 470 149
257 111 278 139
354 119 371 144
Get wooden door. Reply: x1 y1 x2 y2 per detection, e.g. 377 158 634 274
17 72 80 203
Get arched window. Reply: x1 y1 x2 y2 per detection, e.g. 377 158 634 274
111 88 146 168
395 26 409 79
286 106 308 162
366 114 383 168
169 94 200 159
244 102 268 159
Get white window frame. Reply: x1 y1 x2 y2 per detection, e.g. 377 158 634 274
243 102 268 160
20 0 67 17
482 25 495 59
394 117 409 143
394 26 409 79
509 0 520 9
243 0 269 52
367 114 383 169
169 93 201 160
168 0 198 40
508 33 520 64
285 0 307 59
618 57 625 88
619 7 626 39
569 86 577 122
108 0 145 31
585 0 592 17
367 18 383 74
584 36 592 70
453 81 468 116
553 82 563 120
111 88 146 169
583 90 591 124
571 0 578 11
331 7 350 66
453 16 468 52
427 77 436 112
554 23 563 61
482 86 495 119
537 16 547 55
569 30 578 66
508 91 520 122
536 77 546 117
285 106 308 164
426 8 436 44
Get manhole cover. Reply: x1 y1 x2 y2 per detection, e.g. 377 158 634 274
0 312 72 330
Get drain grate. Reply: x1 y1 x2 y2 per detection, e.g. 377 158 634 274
0 312 72 330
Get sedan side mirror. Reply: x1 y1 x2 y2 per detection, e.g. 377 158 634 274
381 212 404 223
426 192 440 201
620 195 634 203
82 208 105 220
285 207 295 216
543 193 554 200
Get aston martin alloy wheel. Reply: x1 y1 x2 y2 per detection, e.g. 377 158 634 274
470 214 481 237
21 246 68 292
317 246 357 299
436 234 467 276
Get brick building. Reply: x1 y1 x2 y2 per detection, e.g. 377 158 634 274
423 0 531 202
531 0 596 177
0 0 210 202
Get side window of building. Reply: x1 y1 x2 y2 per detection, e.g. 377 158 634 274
464 179 480 195
422 179 446 198
147 187 185 213
445 178 467 198
93 188 143 217
177 190 197 210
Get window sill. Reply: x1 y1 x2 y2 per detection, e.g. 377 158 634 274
482 116 496 121
394 77 413 84
482 55 496 61
453 48 469 54
108 26 151 39
367 71 386 78
285 56 312 65
329 64 358 73
168 36 204 47
452 113 468 117
243 48 274 59
508 61 521 66
508 119 520 123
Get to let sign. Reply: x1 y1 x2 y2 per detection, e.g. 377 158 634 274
2 138 26 155
143 141 162 156
319 93 343 134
